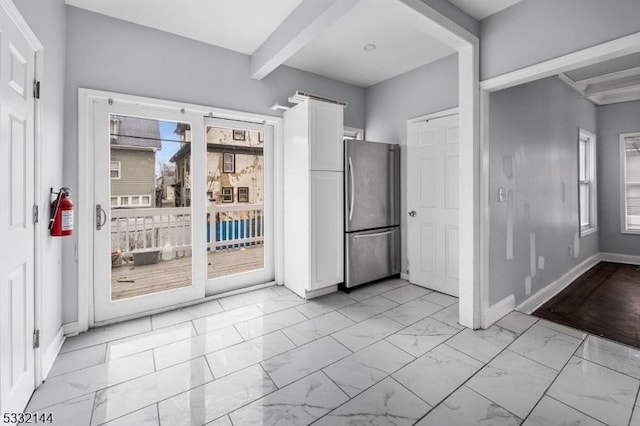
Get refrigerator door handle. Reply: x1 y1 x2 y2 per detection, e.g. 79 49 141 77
348 156 355 222
353 229 397 239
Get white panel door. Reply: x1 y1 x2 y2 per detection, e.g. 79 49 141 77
407 114 459 296
0 4 36 415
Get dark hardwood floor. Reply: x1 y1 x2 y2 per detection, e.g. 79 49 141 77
534 261 640 348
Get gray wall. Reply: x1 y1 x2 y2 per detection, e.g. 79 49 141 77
14 0 67 354
488 77 599 305
597 101 640 255
62 6 366 323
365 54 458 274
480 0 640 80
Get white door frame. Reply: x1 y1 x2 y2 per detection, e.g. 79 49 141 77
478 31 640 326
76 89 283 330
0 0 46 393
398 0 480 329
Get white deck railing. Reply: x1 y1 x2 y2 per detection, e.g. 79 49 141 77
111 204 264 257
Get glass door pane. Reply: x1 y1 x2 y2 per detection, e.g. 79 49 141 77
204 120 274 294
109 114 193 301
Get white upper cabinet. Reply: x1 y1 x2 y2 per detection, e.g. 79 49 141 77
309 100 344 171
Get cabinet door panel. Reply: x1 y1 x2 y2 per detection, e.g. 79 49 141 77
310 171 344 289
309 101 343 171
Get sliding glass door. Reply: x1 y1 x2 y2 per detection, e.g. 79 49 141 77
93 101 206 322
203 118 274 295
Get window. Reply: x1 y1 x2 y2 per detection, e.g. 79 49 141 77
620 132 640 233
112 195 152 208
238 187 249 203
344 127 364 141
578 129 597 236
221 187 234 203
223 152 235 173
110 161 121 179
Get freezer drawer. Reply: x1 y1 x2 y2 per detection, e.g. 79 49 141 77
345 227 400 288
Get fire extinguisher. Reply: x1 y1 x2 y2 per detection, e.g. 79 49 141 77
49 187 73 237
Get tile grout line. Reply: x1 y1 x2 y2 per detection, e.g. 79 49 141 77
411 318 541 425
87 392 97 426
384 325 466 363
49 283 447 424
95 355 218 424
518 327 589 423
39 289 436 415
573 343 640 383
544 393 612 425
629 380 640 426
260 304 461 423
464 385 523 421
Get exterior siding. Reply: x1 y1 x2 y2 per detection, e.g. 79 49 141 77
110 148 156 207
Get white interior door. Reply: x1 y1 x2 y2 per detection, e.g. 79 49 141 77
407 113 459 296
204 118 274 295
93 101 206 323
0 5 36 415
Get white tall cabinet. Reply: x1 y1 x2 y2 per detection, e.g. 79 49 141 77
283 98 344 298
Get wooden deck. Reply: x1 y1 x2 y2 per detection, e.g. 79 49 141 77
111 246 264 300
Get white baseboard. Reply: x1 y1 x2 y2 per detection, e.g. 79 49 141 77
305 285 337 299
600 252 640 265
516 253 601 314
400 273 410 281
482 295 515 328
42 327 65 379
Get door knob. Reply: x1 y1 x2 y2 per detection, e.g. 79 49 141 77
408 210 417 217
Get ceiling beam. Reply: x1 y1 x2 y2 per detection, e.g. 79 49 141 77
250 0 359 80
584 74 640 97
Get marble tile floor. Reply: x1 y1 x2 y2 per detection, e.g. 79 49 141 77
27 279 640 425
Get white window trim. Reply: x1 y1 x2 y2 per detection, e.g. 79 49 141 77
579 128 597 237
110 160 121 179
620 131 640 234
343 126 364 140
112 194 152 208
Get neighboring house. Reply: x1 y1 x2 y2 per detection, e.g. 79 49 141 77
170 126 264 208
109 115 162 208
156 174 177 207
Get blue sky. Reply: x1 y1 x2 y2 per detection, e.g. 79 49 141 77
156 121 183 176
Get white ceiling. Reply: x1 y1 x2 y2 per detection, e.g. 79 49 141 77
65 0 484 87
559 52 640 105
284 0 455 87
447 0 523 20
65 0 303 55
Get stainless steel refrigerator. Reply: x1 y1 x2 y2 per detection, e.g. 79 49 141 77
344 140 401 289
